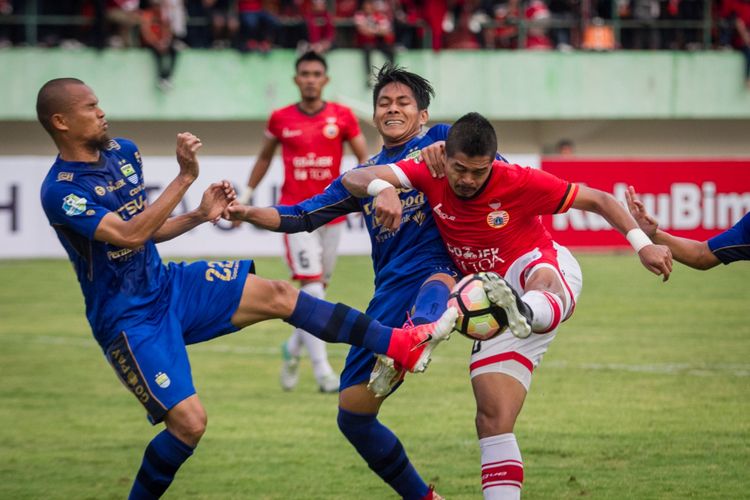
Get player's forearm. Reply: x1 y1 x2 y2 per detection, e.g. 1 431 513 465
342 169 385 198
152 209 206 243
247 158 272 190
240 206 282 231
652 230 719 270
119 174 194 247
577 190 639 237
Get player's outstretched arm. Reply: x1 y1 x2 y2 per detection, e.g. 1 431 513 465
626 186 720 270
94 132 203 249
573 186 674 281
153 181 237 242
342 165 405 231
225 204 282 230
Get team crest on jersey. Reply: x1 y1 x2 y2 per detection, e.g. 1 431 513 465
405 148 421 161
57 172 74 182
154 372 171 388
487 210 510 229
323 118 339 139
62 193 88 216
120 164 138 185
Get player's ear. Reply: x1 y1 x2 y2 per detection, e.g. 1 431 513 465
51 113 69 132
418 109 429 126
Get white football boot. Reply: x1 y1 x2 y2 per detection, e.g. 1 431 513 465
480 272 534 339
279 342 300 391
367 355 406 398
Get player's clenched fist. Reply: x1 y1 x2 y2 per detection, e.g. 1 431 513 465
176 132 203 181
374 187 403 231
638 244 673 282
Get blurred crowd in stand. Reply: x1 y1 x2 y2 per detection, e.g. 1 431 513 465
1 0 749 87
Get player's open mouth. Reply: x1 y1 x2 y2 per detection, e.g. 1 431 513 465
384 120 403 126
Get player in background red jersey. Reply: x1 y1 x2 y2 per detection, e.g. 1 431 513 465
237 51 368 393
342 112 673 499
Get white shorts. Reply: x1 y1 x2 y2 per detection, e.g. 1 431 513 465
469 243 583 391
283 223 343 282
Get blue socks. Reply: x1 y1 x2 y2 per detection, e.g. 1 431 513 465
286 291 392 354
129 430 194 499
337 408 430 500
411 280 451 326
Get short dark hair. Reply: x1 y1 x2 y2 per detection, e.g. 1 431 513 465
295 50 327 72
372 63 434 111
36 77 85 136
445 112 497 159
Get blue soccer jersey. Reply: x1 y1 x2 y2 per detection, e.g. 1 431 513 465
40 138 169 347
275 124 456 322
707 212 750 264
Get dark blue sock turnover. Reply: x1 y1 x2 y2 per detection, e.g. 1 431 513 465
337 408 430 500
285 291 393 354
129 430 194 500
410 280 451 326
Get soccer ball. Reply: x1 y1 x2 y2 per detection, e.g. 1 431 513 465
447 274 507 341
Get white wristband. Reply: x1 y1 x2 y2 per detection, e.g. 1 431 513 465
626 228 652 253
237 186 254 205
366 179 394 197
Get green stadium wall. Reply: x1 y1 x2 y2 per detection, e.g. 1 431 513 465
3 48 750 121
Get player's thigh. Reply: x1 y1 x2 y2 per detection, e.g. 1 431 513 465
284 231 324 281
319 223 344 282
230 273 300 328
472 372 527 437
168 260 255 344
105 323 195 426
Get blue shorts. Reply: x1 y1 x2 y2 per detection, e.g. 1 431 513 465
105 259 254 424
339 263 457 393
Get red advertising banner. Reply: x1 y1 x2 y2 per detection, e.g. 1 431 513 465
540 158 750 248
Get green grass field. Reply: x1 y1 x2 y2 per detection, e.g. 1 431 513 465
1 255 748 499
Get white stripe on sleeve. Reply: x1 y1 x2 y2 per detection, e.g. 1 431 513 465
388 164 413 189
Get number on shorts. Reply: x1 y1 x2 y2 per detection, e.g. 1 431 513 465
298 250 309 269
205 260 234 282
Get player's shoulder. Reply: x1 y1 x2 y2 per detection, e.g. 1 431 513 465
270 104 298 120
425 123 451 141
103 137 141 163
327 101 354 113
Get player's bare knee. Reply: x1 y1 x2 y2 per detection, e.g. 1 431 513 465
476 406 515 436
266 279 299 317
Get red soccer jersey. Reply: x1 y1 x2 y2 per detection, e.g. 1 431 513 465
392 158 579 276
266 102 361 206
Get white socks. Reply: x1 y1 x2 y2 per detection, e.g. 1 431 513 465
480 433 524 499
521 290 564 333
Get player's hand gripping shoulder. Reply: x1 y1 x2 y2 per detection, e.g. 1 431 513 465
625 185 659 238
420 141 447 178
176 132 203 182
